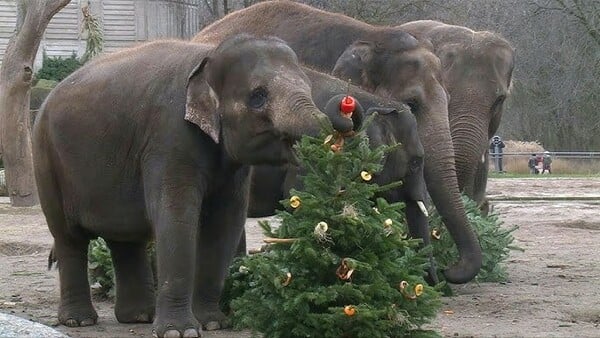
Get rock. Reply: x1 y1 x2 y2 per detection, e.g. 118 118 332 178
0 312 67 338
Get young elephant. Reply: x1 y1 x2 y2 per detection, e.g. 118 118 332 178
248 69 436 283
32 35 354 338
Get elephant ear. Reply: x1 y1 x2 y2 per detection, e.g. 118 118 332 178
346 41 375 63
332 41 376 91
185 57 221 144
437 43 461 71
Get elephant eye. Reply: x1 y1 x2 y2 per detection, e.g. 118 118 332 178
406 99 420 114
248 87 268 109
409 157 422 172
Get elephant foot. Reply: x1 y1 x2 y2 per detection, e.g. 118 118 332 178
153 313 201 338
115 297 155 323
195 307 230 331
115 308 155 323
58 303 98 327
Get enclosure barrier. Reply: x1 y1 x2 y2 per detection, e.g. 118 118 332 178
488 151 600 175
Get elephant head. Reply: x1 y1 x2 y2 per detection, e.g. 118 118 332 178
185 35 355 166
332 37 482 283
400 21 515 205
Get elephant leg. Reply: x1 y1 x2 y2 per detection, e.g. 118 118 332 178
235 230 247 257
193 168 250 330
106 240 155 323
54 236 98 327
145 171 202 338
405 201 438 285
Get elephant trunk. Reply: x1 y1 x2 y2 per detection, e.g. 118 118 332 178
273 92 337 140
449 104 490 201
418 94 482 284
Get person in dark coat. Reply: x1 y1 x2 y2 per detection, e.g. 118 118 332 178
490 135 506 172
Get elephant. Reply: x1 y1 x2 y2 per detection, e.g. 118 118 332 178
398 20 515 208
193 1 482 284
32 35 355 338
248 70 436 282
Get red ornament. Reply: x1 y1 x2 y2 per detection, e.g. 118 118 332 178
340 95 356 118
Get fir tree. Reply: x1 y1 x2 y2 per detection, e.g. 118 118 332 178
225 119 442 338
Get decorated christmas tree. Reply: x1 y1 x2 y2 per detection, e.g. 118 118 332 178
224 108 442 337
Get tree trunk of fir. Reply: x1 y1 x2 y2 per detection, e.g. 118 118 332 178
0 0 71 207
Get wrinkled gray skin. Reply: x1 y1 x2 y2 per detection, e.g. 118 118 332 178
32 36 354 338
194 1 481 284
248 69 437 283
399 20 515 208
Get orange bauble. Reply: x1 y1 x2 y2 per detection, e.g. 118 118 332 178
343 305 356 316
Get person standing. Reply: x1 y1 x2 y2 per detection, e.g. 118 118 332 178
528 154 538 174
490 135 506 173
542 151 553 174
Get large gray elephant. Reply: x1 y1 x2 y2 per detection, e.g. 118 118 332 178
194 1 482 283
32 35 354 338
399 20 515 206
248 70 436 282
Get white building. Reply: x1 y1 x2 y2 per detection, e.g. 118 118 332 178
0 0 210 69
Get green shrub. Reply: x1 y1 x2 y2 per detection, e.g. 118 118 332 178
36 52 82 82
30 79 57 111
88 238 115 299
87 238 157 299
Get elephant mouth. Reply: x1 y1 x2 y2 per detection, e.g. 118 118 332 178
234 131 298 166
280 136 300 165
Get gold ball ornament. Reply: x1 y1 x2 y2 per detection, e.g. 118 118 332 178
431 228 441 240
384 218 393 227
281 272 292 286
360 171 372 181
344 305 356 316
415 284 424 296
289 195 301 209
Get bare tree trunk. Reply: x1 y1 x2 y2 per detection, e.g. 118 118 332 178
0 0 71 207
223 0 229 15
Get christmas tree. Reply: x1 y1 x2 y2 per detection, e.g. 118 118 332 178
224 114 442 338
429 196 521 284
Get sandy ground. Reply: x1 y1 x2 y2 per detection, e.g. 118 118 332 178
0 177 598 337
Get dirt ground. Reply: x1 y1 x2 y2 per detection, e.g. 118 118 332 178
0 177 598 338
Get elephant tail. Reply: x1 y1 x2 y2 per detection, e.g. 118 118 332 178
47 244 58 270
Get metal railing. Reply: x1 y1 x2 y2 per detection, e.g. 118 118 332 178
489 151 600 159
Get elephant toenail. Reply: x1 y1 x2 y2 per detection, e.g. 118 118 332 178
64 319 78 327
183 328 200 337
164 329 182 338
204 321 220 331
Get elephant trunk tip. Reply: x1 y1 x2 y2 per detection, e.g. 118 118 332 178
442 246 483 284
324 94 364 134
